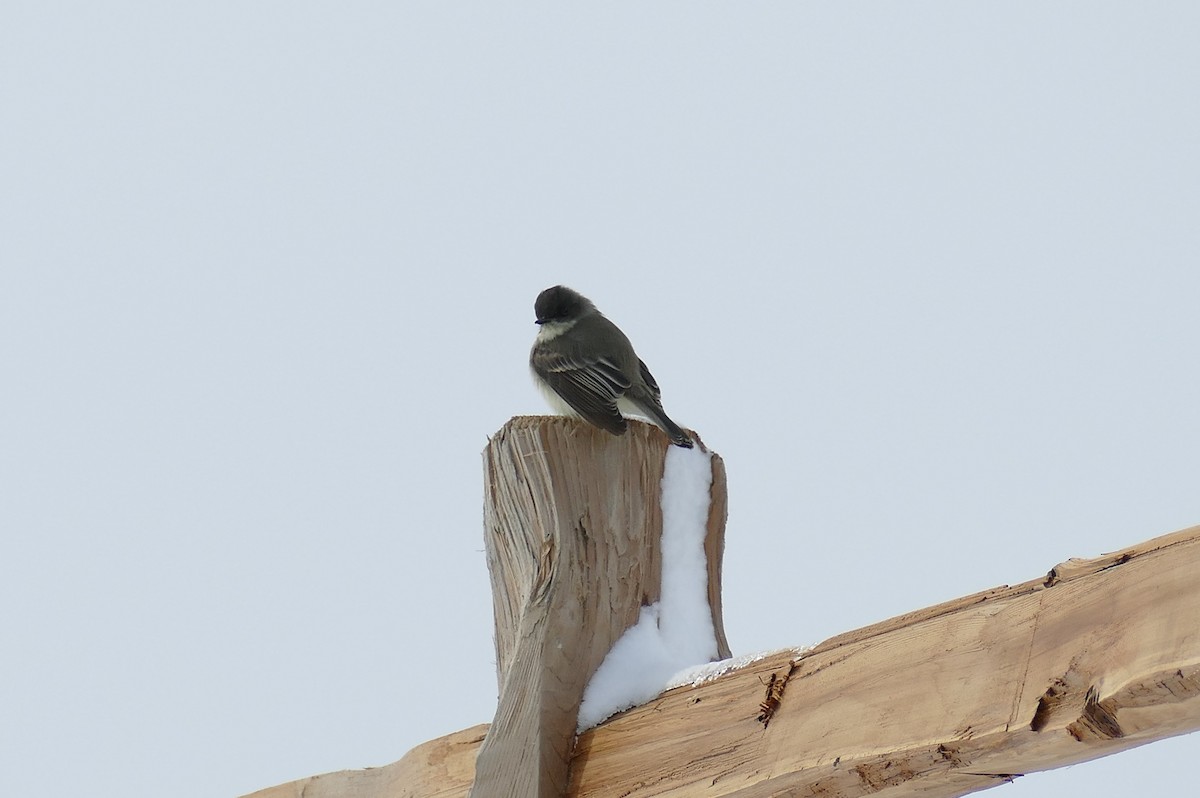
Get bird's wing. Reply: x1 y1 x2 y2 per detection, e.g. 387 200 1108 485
531 344 630 435
637 358 663 403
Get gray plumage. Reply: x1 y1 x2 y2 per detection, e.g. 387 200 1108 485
530 285 693 448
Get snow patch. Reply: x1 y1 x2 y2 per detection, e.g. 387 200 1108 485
577 445 721 731
666 646 813 689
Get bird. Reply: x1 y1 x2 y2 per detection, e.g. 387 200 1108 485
529 285 693 448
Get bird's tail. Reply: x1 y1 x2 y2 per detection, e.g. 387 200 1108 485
631 396 693 448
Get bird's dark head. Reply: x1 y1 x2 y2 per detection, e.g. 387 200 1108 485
534 285 595 324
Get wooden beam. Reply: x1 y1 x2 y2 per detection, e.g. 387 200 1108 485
244 524 1200 798
572 523 1200 796
239 725 488 798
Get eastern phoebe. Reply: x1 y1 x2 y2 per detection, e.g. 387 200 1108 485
530 285 693 448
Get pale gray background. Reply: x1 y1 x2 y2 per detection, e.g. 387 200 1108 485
2 3 1197 796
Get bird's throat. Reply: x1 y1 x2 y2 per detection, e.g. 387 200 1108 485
534 319 576 342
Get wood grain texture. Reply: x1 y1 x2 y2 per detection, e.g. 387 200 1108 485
471 416 729 797
242 504 1200 797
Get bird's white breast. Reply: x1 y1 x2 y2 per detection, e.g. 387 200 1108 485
530 366 581 417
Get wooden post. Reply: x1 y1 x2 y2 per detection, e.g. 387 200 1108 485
470 416 731 798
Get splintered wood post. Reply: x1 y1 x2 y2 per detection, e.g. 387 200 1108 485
470 416 730 798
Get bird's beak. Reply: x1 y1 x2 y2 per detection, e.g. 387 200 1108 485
534 319 545 325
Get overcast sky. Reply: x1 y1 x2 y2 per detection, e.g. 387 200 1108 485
2 3 1197 797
